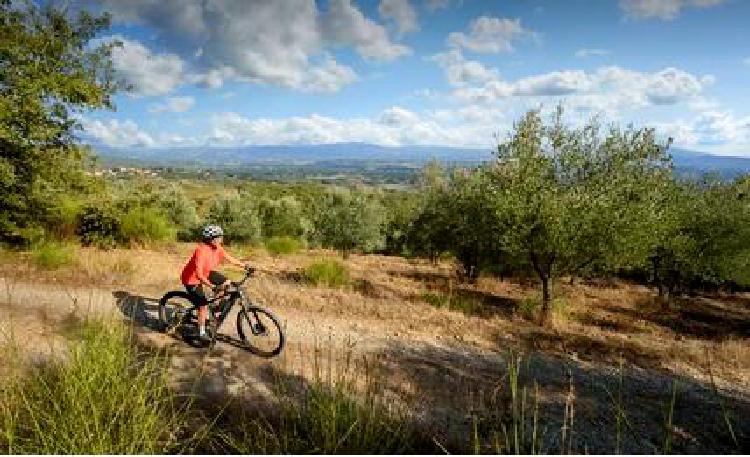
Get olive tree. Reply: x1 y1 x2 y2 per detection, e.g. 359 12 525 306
314 188 386 257
490 108 672 319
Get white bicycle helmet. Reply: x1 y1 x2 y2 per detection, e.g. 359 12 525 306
202 224 224 240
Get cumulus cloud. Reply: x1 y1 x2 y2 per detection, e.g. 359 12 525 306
619 0 725 20
429 50 499 86
81 118 156 147
435 55 714 113
379 0 419 34
323 0 411 60
147 96 195 114
207 110 496 147
87 0 409 93
106 36 185 96
575 48 611 58
448 16 534 53
657 110 750 147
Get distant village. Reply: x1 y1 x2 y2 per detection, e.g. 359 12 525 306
86 167 215 178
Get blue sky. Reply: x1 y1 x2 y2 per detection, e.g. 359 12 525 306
79 0 750 156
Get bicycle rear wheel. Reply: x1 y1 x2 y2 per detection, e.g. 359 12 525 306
236 306 285 357
158 291 194 333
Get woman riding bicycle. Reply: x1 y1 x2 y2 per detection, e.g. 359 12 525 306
181 224 250 342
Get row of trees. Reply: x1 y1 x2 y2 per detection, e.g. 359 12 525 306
405 109 750 317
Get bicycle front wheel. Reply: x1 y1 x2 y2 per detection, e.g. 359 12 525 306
236 306 285 357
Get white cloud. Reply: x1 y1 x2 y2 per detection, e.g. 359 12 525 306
437 57 713 113
206 108 505 148
107 36 185 96
619 0 725 20
323 0 411 61
513 70 593 96
743 57 750 66
575 48 611 58
88 0 411 93
303 57 359 92
657 110 750 148
81 118 156 147
644 68 712 105
429 50 499 86
147 96 195 114
379 0 419 35
448 16 534 54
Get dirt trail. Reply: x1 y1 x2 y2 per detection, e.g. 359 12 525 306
2 276 748 453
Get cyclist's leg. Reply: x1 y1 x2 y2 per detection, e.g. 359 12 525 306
185 284 209 335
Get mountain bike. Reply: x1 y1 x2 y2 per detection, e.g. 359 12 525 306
158 267 284 357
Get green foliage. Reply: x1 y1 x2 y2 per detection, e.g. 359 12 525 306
314 188 386 256
77 205 123 248
0 3 117 244
120 206 176 244
489 107 672 314
302 259 350 288
0 319 189 454
258 196 312 239
264 236 303 256
205 194 262 244
31 241 75 269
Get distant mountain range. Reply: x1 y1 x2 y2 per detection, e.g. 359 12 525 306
92 143 750 179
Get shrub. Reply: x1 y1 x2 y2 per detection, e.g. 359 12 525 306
517 296 541 320
0 319 191 454
31 242 75 270
77 206 123 249
422 291 483 316
120 207 176 245
265 236 303 256
302 260 350 288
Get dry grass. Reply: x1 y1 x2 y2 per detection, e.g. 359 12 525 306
2 244 748 387
1 244 748 453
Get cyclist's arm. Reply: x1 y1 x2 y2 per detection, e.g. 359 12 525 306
224 252 248 268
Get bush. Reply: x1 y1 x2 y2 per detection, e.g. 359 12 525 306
422 291 483 316
265 236 303 256
302 260 350 288
0 319 191 454
120 207 176 245
31 242 75 270
77 206 123 249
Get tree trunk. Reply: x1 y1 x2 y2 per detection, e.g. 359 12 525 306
540 275 551 324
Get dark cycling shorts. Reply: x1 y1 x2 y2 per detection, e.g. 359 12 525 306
184 271 227 307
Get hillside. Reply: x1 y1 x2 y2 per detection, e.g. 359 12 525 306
2 245 748 453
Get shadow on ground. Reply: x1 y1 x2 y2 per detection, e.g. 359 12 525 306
112 291 163 332
371 338 750 454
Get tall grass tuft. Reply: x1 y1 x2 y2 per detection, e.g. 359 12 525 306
209 341 426 454
472 351 547 454
264 236 304 256
31 242 75 270
0 319 191 454
302 259 350 288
